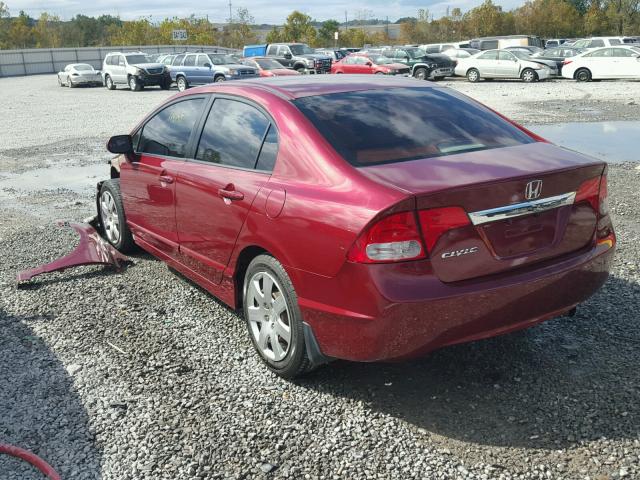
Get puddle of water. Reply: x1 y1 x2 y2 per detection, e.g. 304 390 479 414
527 121 640 163
0 163 105 195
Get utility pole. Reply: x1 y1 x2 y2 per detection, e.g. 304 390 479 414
386 16 389 38
344 11 348 29
228 0 232 23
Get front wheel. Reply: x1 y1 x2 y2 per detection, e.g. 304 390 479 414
521 68 538 83
160 79 171 90
128 76 142 91
99 179 135 253
413 67 428 80
214 75 226 83
466 68 480 83
58 76 64 87
176 76 188 91
244 255 312 379
575 68 592 82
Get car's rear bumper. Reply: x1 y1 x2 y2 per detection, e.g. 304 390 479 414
294 238 615 362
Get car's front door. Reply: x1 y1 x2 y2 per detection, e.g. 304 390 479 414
174 97 278 283
610 48 640 77
585 48 612 78
120 97 206 257
278 46 295 67
496 50 520 77
197 54 215 83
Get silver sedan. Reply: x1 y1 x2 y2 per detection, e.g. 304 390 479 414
454 49 557 82
57 63 103 88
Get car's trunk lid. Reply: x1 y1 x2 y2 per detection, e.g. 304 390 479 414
359 142 605 282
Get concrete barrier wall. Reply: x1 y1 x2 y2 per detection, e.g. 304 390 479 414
0 45 237 77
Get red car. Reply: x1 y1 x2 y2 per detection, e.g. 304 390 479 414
331 53 411 75
241 57 300 77
101 76 614 378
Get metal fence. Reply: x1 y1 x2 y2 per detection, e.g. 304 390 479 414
0 45 237 77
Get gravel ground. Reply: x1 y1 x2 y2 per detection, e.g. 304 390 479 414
0 74 639 480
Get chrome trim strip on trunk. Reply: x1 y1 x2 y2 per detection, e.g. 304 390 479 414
468 192 576 226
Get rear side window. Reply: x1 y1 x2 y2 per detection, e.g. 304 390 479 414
196 99 274 170
293 87 534 167
138 99 204 158
255 126 278 171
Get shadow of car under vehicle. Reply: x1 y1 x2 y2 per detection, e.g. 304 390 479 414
0 309 102 479
298 275 639 451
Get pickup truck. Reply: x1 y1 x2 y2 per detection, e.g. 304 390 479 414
243 43 332 74
377 46 455 80
169 52 259 91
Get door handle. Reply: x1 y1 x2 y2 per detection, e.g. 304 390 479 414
159 175 174 184
218 188 244 201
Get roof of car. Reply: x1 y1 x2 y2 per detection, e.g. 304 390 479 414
191 75 439 100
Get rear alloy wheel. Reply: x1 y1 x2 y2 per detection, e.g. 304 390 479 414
575 68 592 82
99 179 135 253
128 75 142 91
413 67 428 80
105 75 115 90
176 76 188 92
466 68 480 83
244 255 312 378
521 68 538 83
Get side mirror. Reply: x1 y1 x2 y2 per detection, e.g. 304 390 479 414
365 61 373 66
204 63 212 68
284 53 292 59
107 135 133 155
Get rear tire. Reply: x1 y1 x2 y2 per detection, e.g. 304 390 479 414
243 255 312 379
98 179 135 253
521 68 538 83
466 68 480 83
575 68 592 82
105 75 116 90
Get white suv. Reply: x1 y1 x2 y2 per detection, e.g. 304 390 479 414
102 52 172 91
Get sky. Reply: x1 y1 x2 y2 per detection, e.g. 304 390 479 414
6 0 524 24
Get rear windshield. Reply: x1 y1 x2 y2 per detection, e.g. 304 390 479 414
293 87 534 166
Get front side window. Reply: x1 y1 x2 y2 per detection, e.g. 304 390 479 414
289 44 314 55
293 87 534 167
612 48 635 57
197 55 210 66
267 45 278 55
118 56 126 66
138 99 205 158
196 99 273 169
499 51 516 61
124 54 147 65
173 54 185 66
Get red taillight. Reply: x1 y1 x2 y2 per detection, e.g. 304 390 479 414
418 207 471 252
347 211 425 263
576 174 608 216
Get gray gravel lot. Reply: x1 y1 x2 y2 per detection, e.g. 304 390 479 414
0 74 639 480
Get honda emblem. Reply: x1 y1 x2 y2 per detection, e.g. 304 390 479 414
525 180 543 200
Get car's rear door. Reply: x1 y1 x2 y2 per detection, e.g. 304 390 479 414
120 97 207 257
173 96 278 283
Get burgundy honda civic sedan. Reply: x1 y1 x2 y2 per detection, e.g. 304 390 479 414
99 75 615 378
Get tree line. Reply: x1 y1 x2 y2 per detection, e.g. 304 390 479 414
0 0 638 51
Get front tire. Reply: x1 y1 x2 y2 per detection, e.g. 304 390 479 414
68 79 75 88
176 76 188 91
58 76 64 87
99 179 135 253
521 68 538 83
413 67 428 80
466 68 480 83
243 255 311 379
214 75 226 83
128 75 142 91
575 68 592 82
105 75 116 90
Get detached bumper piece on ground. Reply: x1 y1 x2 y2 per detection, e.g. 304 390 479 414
16 221 129 285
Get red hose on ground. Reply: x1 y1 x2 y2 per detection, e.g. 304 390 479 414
0 444 61 480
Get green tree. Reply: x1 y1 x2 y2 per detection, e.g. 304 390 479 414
9 11 33 48
223 7 257 48
281 10 317 44
34 12 62 47
317 19 340 46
